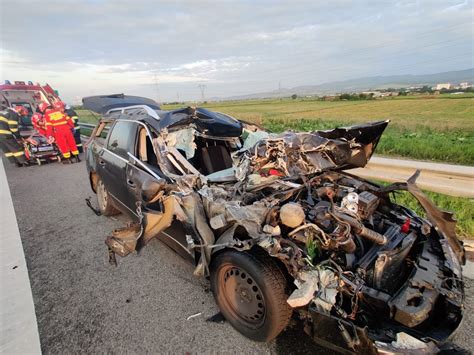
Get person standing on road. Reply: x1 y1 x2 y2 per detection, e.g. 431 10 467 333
53 101 83 153
0 103 28 166
64 104 83 153
59 101 83 153
40 101 80 164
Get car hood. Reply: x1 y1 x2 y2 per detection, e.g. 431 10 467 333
238 120 389 178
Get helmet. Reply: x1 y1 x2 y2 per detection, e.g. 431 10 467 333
38 102 50 113
53 101 65 111
15 105 28 116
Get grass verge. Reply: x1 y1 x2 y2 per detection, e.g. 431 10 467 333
388 188 473 239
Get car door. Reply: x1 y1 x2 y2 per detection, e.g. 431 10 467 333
124 124 197 264
98 120 139 216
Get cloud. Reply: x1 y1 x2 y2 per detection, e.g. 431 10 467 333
0 0 472 102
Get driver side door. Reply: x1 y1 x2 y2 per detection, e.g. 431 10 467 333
124 125 197 264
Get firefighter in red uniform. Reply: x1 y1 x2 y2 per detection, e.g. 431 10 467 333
39 101 80 163
53 101 83 153
31 113 47 136
65 105 83 153
0 103 28 166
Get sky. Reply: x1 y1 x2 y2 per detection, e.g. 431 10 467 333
0 0 473 104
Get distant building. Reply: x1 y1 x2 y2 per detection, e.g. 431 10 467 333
380 92 399 97
459 82 471 89
362 91 382 98
434 83 452 90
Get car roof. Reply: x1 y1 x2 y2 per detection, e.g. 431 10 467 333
105 105 243 138
83 94 161 114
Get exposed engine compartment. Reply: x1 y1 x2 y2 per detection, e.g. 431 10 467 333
199 169 464 352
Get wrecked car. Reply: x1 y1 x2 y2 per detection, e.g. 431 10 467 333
83 95 465 354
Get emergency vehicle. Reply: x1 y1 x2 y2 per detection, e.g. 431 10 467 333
0 80 69 164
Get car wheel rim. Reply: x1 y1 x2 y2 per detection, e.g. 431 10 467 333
97 180 107 211
219 265 266 328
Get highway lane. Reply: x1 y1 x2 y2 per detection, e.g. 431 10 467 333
4 159 325 354
3 158 473 353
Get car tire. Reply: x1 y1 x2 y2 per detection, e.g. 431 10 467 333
210 247 293 342
96 178 120 216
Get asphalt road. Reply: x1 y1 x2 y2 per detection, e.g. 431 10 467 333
4 158 473 354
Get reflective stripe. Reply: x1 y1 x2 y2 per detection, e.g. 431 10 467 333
0 129 12 135
76 143 83 146
10 128 18 132
5 151 24 157
8 121 18 125
48 112 65 121
72 116 78 121
0 116 8 123
72 150 79 155
48 121 69 126
63 152 71 158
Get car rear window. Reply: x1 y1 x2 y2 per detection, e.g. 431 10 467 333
107 120 137 158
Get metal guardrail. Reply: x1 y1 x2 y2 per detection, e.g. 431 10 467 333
352 157 474 198
78 122 97 131
78 122 110 136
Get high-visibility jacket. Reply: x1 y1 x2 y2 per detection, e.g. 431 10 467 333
0 108 26 164
33 122 47 136
44 108 78 159
44 109 74 136
65 107 83 152
0 108 21 139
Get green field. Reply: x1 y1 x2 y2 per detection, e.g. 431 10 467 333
76 95 473 238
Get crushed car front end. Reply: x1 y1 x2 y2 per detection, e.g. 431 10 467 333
200 170 464 354
188 119 465 353
88 103 464 353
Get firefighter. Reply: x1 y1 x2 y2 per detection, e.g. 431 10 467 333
0 103 28 166
65 105 83 153
53 101 83 153
31 113 47 136
39 101 80 163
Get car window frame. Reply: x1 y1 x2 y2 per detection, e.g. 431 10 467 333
103 118 163 182
94 120 113 145
105 120 139 159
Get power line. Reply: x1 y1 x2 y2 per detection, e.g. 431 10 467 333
253 21 470 62
198 84 206 101
218 52 473 95
225 37 471 84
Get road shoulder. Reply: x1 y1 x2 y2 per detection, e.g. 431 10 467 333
0 160 41 354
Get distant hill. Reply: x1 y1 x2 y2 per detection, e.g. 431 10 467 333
222 68 474 100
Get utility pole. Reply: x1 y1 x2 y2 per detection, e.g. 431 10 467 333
176 92 180 102
153 73 160 103
278 81 282 100
198 84 206 102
